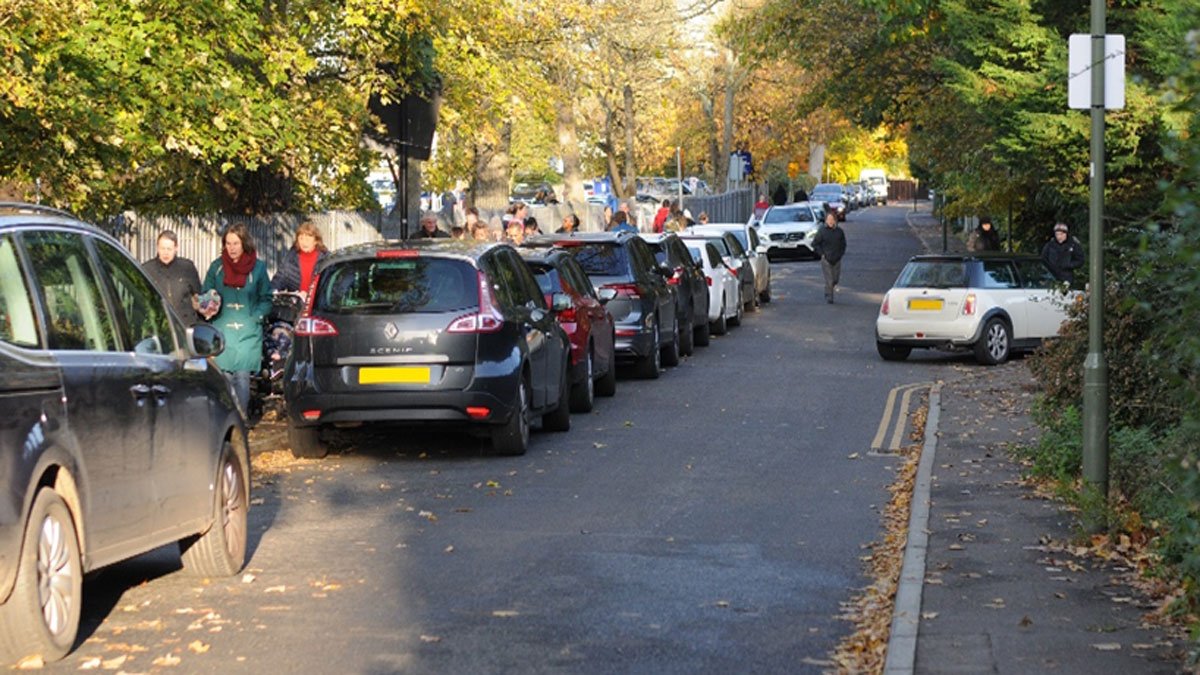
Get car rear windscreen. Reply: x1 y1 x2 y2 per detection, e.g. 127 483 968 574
562 243 630 277
315 258 478 314
530 265 562 295
764 208 815 224
895 261 968 289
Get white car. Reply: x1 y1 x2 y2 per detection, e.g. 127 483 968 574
686 223 771 305
752 202 823 260
875 254 1077 365
680 236 742 335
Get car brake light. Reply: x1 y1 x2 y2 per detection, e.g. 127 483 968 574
603 282 641 300
557 307 577 322
448 271 505 333
295 316 339 336
666 266 684 286
466 406 491 419
377 249 420 258
881 293 890 315
963 293 977 316
302 410 321 421
705 275 713 287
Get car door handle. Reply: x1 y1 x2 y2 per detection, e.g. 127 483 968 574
151 384 171 406
130 383 152 406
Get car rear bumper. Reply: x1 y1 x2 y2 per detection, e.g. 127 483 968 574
875 318 981 349
613 325 656 361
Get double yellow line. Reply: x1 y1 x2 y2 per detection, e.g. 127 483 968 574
870 382 933 454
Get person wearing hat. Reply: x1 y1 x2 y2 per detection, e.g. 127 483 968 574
967 215 1002 252
1041 222 1085 284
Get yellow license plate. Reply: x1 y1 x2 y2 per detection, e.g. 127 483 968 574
908 298 944 311
357 366 431 385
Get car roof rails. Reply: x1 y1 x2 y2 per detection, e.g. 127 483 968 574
0 202 78 219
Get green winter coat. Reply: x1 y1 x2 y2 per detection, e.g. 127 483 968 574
202 258 272 373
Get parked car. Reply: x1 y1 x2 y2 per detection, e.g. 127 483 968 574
811 183 848 221
640 232 711 354
0 203 249 665
875 253 1078 365
525 232 679 379
687 223 771 304
519 248 618 412
752 202 823 260
510 181 557 204
684 234 747 326
284 240 572 457
679 236 742 336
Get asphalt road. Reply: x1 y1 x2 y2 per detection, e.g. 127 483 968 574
47 205 961 674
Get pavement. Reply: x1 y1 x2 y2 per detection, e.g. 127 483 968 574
889 205 1192 674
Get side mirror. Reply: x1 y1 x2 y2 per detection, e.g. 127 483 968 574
597 287 618 304
188 323 225 358
550 292 573 312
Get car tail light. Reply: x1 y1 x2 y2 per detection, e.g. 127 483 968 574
963 293 977 316
603 282 641 300
666 266 684 286
301 410 321 421
466 406 491 420
557 306 577 322
615 328 637 337
295 316 338 336
881 293 890 315
448 271 504 333
705 275 713 287
377 249 420 259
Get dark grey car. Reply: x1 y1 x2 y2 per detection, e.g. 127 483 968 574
283 240 572 458
0 204 249 666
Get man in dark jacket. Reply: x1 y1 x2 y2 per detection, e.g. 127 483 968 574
142 230 202 325
416 214 451 239
811 212 847 303
1041 222 1085 284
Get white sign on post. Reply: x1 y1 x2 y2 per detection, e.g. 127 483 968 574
1068 34 1125 110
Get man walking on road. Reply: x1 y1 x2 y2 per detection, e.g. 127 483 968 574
812 212 846 303
1041 222 1084 284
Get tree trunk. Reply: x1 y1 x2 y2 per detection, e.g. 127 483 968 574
808 143 826 183
603 105 626 199
701 91 720 188
471 121 513 213
622 83 636 196
721 67 736 189
556 91 586 209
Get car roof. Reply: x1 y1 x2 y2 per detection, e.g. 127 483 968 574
908 253 1045 263
325 238 507 264
0 202 129 250
516 247 571 264
525 231 635 246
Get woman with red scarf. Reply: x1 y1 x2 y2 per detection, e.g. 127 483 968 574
200 224 272 412
272 221 329 298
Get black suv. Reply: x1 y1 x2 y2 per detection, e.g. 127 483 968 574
524 231 679 379
640 233 711 351
283 240 572 457
0 204 249 665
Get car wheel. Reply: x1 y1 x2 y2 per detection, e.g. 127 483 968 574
569 348 595 413
679 309 695 356
288 424 327 459
661 317 681 367
595 340 618 397
0 489 82 665
974 318 1011 365
542 360 572 432
694 316 711 346
876 341 912 362
493 377 531 455
636 324 662 379
711 300 728 335
180 441 248 577
730 297 744 327
760 276 772 304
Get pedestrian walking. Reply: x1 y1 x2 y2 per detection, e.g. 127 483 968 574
272 221 329 298
653 199 671 233
967 216 1002 252
811 212 847 303
200 224 272 412
142 230 202 326
753 193 770 219
1041 222 1085 284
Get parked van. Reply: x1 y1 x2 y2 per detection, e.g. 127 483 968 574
859 168 888 205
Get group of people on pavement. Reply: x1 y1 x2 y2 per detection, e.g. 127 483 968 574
967 216 1085 284
141 223 328 412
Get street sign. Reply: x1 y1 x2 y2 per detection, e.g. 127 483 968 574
1068 34 1125 110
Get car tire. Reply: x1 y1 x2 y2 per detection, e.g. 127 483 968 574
636 324 662 379
729 297 744 327
0 489 83 665
711 301 728 335
876 342 912 362
180 441 248 577
595 344 618 397
974 318 1011 365
760 276 772 304
661 317 681 367
493 377 531 455
679 309 695 356
543 360 572 432
694 317 711 346
288 424 327 459
569 348 595 413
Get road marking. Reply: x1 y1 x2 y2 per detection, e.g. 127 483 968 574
870 382 932 455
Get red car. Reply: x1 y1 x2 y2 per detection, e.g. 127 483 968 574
519 248 618 411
